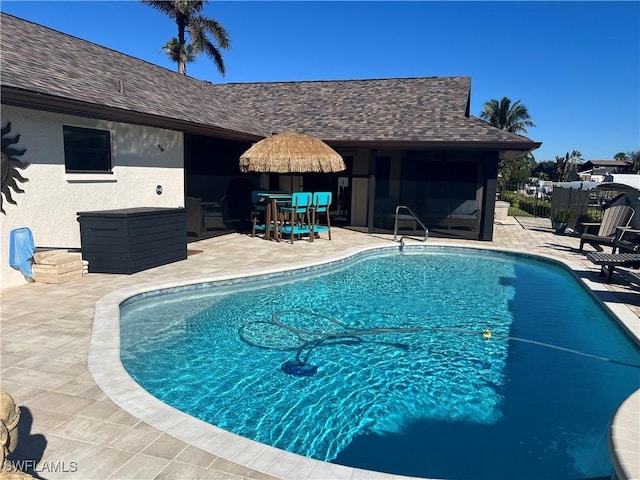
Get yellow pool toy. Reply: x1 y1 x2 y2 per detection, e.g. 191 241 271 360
482 329 492 339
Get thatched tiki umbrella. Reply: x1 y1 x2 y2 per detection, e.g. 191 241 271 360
239 131 346 191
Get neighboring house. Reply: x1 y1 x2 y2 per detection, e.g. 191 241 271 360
0 13 540 288
577 160 634 182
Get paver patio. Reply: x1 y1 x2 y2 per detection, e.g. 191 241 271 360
1 217 638 480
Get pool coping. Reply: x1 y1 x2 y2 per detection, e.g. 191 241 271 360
88 242 640 480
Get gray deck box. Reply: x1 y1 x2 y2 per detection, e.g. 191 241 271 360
77 207 187 274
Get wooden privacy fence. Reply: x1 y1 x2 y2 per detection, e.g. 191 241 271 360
551 187 589 230
551 186 624 230
499 183 629 229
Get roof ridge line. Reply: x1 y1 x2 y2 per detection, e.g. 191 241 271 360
215 76 471 87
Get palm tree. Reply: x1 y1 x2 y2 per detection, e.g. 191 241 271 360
480 97 535 135
554 150 582 182
481 97 535 187
505 152 537 184
141 0 230 76
567 149 583 166
630 151 640 173
554 155 569 182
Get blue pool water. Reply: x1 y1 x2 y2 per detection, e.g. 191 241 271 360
120 248 640 479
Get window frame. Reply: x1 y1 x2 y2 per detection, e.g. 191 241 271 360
63 125 113 174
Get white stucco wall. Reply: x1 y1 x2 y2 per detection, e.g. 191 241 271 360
1 105 184 289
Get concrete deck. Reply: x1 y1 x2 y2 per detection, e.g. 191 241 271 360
1 217 638 480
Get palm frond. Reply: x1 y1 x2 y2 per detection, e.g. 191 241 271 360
140 0 178 18
194 17 230 49
480 96 534 134
162 38 194 63
141 0 229 76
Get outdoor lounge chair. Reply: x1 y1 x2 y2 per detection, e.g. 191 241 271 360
579 205 635 252
613 227 640 253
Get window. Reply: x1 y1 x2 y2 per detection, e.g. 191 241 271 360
63 126 112 173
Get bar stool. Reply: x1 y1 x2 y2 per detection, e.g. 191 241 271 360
279 192 313 243
311 192 333 240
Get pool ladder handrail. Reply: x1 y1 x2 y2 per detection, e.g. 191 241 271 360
393 205 428 243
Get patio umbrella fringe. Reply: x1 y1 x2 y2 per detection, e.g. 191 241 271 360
239 131 346 174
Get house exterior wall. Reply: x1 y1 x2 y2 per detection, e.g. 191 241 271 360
1 105 184 288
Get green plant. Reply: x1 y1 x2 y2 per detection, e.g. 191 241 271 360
551 209 574 224
501 191 519 209
500 191 551 218
581 208 604 223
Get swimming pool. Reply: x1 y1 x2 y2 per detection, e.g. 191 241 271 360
119 247 640 479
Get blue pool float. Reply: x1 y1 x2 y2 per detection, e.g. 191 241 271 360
9 227 35 279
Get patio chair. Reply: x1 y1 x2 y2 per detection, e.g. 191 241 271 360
203 195 227 232
579 205 635 252
186 196 204 238
250 190 269 238
280 192 313 244
311 192 333 240
613 227 640 253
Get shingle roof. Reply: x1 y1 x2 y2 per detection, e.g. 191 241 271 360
0 13 268 138
212 78 536 146
1 13 539 150
577 160 632 172
586 160 630 166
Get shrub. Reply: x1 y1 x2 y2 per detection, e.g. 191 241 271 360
502 191 520 209
502 192 550 215
579 208 604 223
551 209 574 224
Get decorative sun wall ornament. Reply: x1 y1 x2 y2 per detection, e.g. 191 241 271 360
1 122 29 215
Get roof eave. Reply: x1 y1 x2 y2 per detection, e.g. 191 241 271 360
328 139 541 152
1 85 542 153
1 86 264 142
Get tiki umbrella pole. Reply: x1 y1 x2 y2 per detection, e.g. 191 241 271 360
289 172 295 193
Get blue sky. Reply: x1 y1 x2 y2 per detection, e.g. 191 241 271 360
2 1 638 162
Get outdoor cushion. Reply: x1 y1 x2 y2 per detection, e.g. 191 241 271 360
451 200 477 217
427 199 450 214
